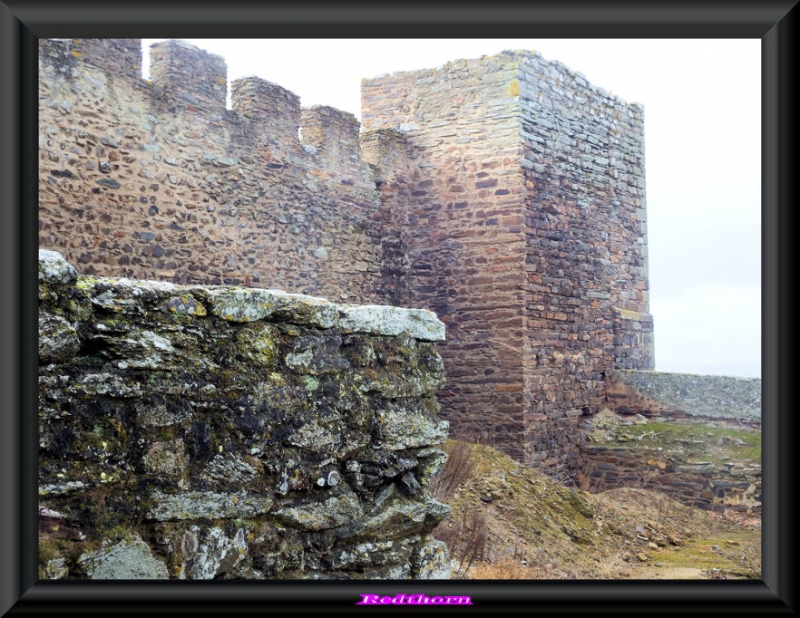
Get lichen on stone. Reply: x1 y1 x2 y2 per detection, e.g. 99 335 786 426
38 250 450 579
147 490 274 521
273 489 363 531
39 313 80 364
207 287 277 322
79 534 169 579
338 305 445 341
39 249 78 285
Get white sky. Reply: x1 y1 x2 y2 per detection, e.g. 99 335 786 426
142 39 762 379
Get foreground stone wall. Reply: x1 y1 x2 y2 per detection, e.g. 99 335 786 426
38 250 450 580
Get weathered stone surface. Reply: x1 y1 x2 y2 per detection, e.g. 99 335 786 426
174 525 249 580
374 400 449 450
201 452 260 485
273 490 363 531
284 335 351 375
38 314 80 364
410 537 451 579
236 325 279 368
357 497 429 539
207 288 278 322
38 251 448 579
269 290 339 328
38 249 77 285
606 369 761 422
147 490 274 521
79 535 169 579
338 305 445 341
40 557 69 580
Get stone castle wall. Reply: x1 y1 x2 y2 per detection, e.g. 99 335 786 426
361 54 531 460
361 51 653 468
40 38 656 471
38 39 384 304
580 371 761 512
517 56 652 470
580 446 761 514
605 370 762 424
38 250 450 580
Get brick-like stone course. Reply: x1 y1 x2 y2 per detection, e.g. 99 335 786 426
581 446 761 514
361 51 653 469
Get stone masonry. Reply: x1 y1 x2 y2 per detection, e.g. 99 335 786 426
39 249 451 579
39 39 383 303
39 39 654 473
361 51 653 469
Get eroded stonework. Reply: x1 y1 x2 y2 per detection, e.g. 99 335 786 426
38 250 450 580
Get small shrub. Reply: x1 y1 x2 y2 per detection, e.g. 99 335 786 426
437 506 488 577
429 440 476 501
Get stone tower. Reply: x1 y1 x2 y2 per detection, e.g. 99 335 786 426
361 51 654 469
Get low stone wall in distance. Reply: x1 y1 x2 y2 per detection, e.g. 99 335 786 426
581 444 761 514
38 250 451 580
605 370 761 426
582 370 762 513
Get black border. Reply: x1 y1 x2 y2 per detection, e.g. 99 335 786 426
1 1 795 615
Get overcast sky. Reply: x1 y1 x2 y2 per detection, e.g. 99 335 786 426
141 39 761 379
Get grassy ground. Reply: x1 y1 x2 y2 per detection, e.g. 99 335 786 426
589 416 761 466
430 439 761 580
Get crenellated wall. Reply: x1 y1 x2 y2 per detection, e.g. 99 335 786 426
38 39 383 303
38 250 451 580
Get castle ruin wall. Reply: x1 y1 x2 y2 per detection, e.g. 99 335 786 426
604 370 761 424
517 54 653 468
361 51 653 468
40 39 655 473
38 249 451 580
39 39 384 304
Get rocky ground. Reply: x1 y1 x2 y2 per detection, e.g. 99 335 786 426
430 439 761 580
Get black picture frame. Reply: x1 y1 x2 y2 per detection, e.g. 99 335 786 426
1 1 795 614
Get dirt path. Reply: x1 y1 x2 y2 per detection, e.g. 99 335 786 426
633 566 705 579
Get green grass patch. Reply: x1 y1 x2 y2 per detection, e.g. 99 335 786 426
607 421 760 465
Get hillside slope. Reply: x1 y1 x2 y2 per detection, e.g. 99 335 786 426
430 440 760 579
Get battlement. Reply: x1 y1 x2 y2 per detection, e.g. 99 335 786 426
39 38 143 82
38 38 383 302
301 105 362 171
231 76 301 149
361 128 412 184
149 40 228 112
